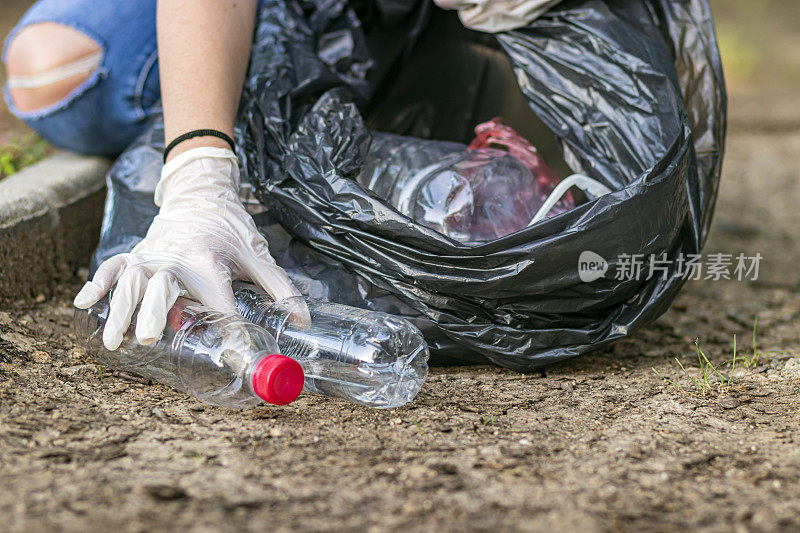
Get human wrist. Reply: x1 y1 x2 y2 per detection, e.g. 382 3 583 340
165 135 233 161
156 146 240 207
164 127 236 162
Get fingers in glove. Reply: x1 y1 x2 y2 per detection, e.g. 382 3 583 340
246 250 310 326
73 255 129 309
247 242 301 302
135 270 183 346
182 269 238 316
104 266 151 350
281 295 312 329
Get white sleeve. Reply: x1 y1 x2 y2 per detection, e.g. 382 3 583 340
433 0 562 33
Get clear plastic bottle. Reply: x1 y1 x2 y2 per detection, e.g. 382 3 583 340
232 282 429 408
75 296 305 409
357 120 575 242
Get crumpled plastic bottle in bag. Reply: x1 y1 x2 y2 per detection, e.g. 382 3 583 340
357 118 574 242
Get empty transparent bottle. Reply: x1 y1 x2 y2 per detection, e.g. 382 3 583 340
75 296 305 409
357 120 576 242
232 282 429 408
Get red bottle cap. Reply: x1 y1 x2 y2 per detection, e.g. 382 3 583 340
251 354 304 405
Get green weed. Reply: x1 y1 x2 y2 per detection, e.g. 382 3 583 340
0 134 51 180
653 316 772 397
743 316 760 369
653 340 732 397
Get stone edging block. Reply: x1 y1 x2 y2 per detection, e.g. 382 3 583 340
0 153 111 302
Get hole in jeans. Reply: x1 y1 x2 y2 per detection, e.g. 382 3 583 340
5 22 103 113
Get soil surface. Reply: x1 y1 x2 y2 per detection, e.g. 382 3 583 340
2 1 800 532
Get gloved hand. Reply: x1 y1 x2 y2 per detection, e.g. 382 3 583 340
73 147 300 350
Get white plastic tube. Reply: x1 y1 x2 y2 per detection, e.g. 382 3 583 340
528 174 613 226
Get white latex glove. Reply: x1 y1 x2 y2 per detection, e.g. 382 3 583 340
433 0 561 33
74 147 300 350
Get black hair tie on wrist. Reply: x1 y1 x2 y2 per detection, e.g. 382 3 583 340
163 129 236 163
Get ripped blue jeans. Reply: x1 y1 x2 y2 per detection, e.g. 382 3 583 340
3 0 163 157
5 0 266 157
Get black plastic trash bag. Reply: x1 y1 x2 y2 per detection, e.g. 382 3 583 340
93 0 726 371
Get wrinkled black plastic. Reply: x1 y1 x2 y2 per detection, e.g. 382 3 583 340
93 0 726 371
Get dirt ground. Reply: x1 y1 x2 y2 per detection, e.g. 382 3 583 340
2 1 800 532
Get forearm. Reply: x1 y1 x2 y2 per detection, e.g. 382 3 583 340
75 1 300 348
157 0 257 161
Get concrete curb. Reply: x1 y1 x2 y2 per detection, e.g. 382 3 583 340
0 153 111 302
